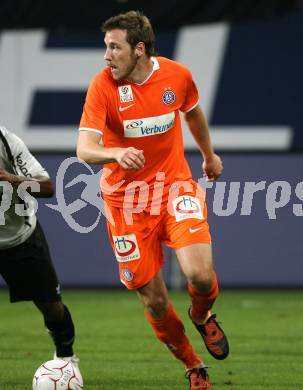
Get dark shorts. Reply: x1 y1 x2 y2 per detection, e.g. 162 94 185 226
0 222 62 303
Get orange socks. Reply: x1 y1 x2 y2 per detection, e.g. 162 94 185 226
143 274 219 368
188 272 219 323
145 303 201 368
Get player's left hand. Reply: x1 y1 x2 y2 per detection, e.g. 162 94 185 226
202 153 223 181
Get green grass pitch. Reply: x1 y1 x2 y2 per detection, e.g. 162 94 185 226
0 289 303 389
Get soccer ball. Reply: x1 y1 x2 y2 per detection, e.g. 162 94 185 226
32 359 83 389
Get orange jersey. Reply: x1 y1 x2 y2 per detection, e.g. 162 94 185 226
79 56 199 208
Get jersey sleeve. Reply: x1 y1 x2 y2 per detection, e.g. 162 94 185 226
79 73 108 134
179 67 199 113
8 131 49 178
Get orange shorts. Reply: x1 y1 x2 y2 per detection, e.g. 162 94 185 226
105 182 211 290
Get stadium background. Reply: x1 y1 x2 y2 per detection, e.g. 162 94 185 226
0 0 302 288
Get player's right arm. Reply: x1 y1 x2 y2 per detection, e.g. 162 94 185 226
78 73 145 170
77 130 145 170
0 167 53 197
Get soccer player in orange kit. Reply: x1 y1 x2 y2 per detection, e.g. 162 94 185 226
77 10 229 389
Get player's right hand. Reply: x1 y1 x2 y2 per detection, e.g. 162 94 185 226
0 167 15 183
114 147 145 170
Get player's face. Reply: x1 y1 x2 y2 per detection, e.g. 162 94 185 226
104 29 138 81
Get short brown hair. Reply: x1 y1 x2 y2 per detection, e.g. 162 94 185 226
102 10 156 57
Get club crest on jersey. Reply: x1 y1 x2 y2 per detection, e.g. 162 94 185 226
118 85 134 102
113 233 140 262
121 268 134 281
172 196 204 222
162 89 176 105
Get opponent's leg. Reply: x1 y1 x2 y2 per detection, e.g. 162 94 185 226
34 301 75 358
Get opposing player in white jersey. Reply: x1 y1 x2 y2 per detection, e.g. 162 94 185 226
0 126 81 375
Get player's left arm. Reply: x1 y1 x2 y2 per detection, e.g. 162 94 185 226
184 104 223 181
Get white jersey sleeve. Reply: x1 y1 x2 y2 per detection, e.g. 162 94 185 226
5 130 49 178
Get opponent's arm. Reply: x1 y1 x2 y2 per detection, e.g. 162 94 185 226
0 168 53 197
77 130 145 170
184 104 223 181
3 131 54 197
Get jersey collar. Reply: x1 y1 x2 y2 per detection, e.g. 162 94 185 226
133 57 160 86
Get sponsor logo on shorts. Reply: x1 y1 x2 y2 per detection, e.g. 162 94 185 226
113 234 140 262
172 196 204 222
118 85 134 102
162 89 176 105
121 268 134 281
123 112 175 138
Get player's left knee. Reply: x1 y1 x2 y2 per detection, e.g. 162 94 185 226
189 271 214 292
